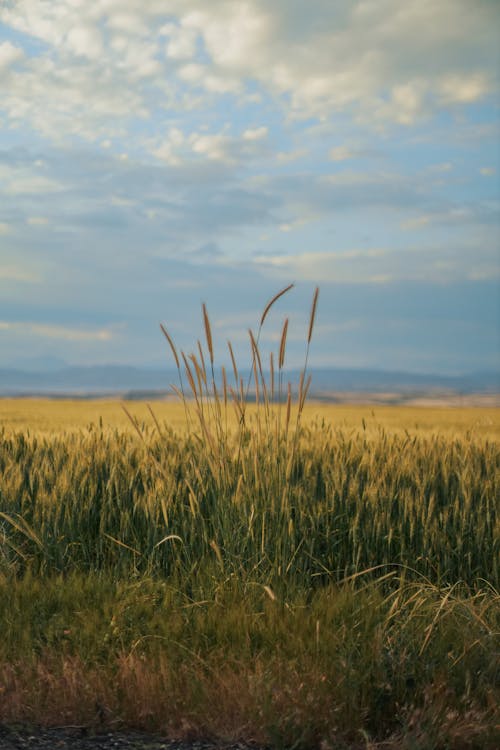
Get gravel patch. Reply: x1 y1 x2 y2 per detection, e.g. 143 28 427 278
0 726 266 750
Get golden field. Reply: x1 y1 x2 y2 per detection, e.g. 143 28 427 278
0 392 498 747
1 397 499 439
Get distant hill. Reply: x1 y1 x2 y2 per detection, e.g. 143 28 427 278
0 364 497 399
307 368 499 394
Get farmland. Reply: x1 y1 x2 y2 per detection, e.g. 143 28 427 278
1 396 499 438
0 395 498 748
0 288 498 749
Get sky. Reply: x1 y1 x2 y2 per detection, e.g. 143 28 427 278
0 0 499 375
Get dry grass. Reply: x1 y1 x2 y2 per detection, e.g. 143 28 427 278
0 575 498 748
1 655 497 748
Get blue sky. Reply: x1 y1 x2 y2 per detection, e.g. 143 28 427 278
0 0 499 374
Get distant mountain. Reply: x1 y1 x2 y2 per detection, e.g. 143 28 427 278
308 368 500 394
0 364 497 398
0 365 176 395
7 355 69 373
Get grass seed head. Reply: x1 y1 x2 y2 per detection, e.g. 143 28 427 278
308 287 319 344
202 303 214 365
260 283 294 328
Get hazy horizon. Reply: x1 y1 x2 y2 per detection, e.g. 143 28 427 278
2 354 499 379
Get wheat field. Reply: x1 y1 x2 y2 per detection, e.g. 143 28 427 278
0 288 498 748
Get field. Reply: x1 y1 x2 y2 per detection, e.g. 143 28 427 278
0 396 498 749
1 397 499 438
0 293 499 749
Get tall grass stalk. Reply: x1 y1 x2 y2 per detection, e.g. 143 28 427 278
155 284 316 508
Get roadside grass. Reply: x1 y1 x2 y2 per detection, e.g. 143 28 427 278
0 573 498 748
0 285 498 748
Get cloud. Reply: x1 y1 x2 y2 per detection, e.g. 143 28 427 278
329 146 356 162
400 204 499 231
243 126 268 141
177 0 497 122
0 41 24 69
65 25 104 60
0 321 116 341
0 0 497 149
152 124 269 165
162 22 198 60
26 216 49 226
182 3 273 70
265 170 427 218
438 74 490 104
177 61 242 95
0 163 63 195
252 244 500 285
5 174 62 195
0 265 40 283
190 132 233 162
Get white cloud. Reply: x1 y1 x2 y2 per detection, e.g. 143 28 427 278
163 23 198 60
191 127 270 162
243 126 267 141
0 164 63 195
0 265 40 283
0 41 24 69
253 244 499 284
152 124 268 164
480 167 496 177
0 321 115 341
438 74 490 104
329 146 355 162
175 0 497 122
26 216 50 226
386 81 426 125
182 3 273 71
107 11 149 35
152 141 182 166
190 132 232 161
178 62 241 94
0 0 496 147
65 25 104 59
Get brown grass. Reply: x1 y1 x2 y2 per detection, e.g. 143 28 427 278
0 655 497 748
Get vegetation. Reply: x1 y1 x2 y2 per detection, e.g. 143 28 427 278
0 286 498 748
